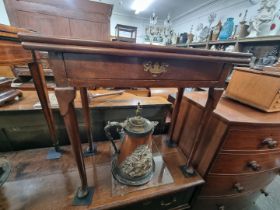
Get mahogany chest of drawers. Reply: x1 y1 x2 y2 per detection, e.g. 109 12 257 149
174 91 280 210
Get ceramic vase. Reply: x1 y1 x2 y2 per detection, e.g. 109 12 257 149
219 18 234 40
211 20 222 41
187 33 194 44
179 33 188 44
268 9 280 36
238 21 250 38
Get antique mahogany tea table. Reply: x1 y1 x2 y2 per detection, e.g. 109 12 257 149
18 33 251 205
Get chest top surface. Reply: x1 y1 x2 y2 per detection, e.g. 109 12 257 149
186 91 280 125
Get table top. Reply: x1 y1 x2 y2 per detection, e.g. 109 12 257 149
18 33 251 62
1 135 204 210
18 33 251 90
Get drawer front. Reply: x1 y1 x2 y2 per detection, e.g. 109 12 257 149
116 188 194 210
194 191 260 210
222 128 280 152
201 171 276 196
63 53 224 87
210 152 280 174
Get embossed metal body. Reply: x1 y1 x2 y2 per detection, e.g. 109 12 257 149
105 103 158 185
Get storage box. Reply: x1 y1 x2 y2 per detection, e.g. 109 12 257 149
225 68 280 112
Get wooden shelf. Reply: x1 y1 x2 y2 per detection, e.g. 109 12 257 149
209 40 236 45
185 35 280 48
175 43 189 47
188 42 206 47
239 35 280 43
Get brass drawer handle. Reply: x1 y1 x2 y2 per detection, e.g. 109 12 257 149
160 197 177 207
247 161 261 171
233 183 244 193
262 138 278 149
144 61 168 77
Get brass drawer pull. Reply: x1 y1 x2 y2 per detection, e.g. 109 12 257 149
262 137 278 149
233 183 244 193
247 161 261 171
160 197 177 207
260 189 269 197
144 61 168 77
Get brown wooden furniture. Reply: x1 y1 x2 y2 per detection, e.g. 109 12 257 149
4 0 112 40
115 24 137 43
225 67 280 112
0 135 204 210
0 24 59 151
18 32 250 204
175 91 280 210
3 0 113 81
177 35 280 69
0 89 22 106
0 90 171 152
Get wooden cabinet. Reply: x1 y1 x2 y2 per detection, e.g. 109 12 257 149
174 91 280 210
4 0 112 40
177 36 280 70
3 0 113 80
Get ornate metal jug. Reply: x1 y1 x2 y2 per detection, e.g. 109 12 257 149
105 103 158 186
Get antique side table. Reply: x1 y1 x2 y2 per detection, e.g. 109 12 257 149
0 24 59 153
18 33 251 205
115 24 137 43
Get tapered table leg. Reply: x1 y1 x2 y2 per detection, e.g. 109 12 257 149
166 87 184 147
28 52 59 152
180 87 224 177
80 87 96 156
55 87 93 205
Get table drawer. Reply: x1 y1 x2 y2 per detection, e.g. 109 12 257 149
194 191 261 210
116 188 194 210
222 128 280 152
201 171 276 196
210 151 280 174
63 53 224 86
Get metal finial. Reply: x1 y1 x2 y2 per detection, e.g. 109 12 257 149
135 102 142 117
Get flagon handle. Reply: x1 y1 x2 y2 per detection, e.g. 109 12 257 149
104 121 123 154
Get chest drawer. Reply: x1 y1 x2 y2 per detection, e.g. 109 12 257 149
210 151 280 175
201 170 276 196
194 191 260 210
115 188 194 210
222 128 280 152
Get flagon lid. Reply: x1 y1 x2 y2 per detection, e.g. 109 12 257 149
123 103 157 136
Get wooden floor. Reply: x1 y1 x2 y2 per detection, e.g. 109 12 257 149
0 135 203 210
246 176 280 210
